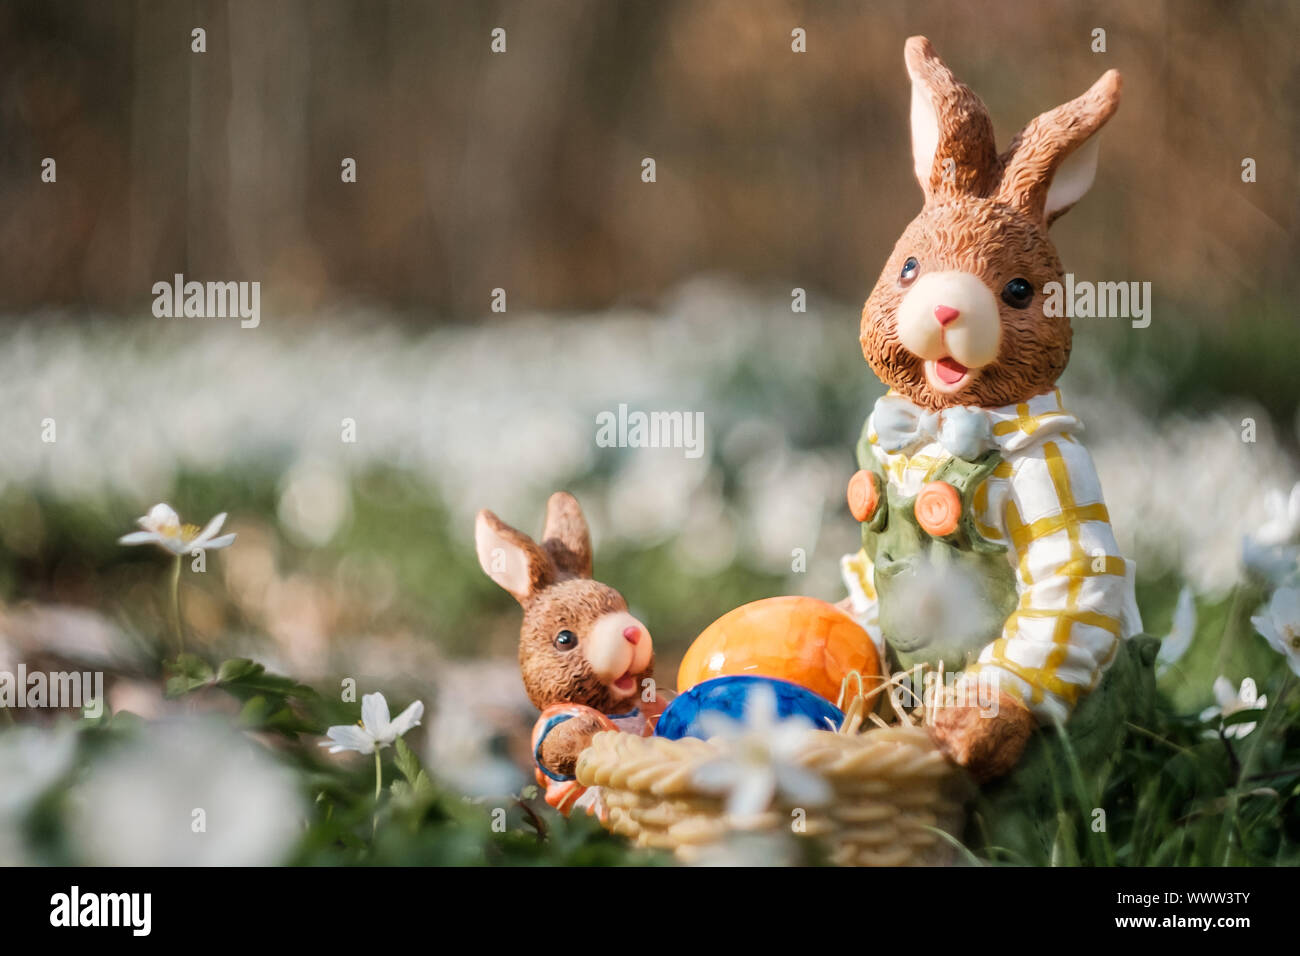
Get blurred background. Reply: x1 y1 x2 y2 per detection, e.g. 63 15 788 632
0 0 1297 799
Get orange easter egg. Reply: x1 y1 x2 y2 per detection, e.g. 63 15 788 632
677 596 881 705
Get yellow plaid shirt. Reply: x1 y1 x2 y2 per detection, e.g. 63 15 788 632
841 388 1142 723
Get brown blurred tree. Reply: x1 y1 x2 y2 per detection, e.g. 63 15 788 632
0 0 1295 320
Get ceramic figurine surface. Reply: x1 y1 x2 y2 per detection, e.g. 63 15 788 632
840 37 1143 782
475 492 664 815
676 595 881 704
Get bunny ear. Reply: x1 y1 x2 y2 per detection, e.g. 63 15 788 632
996 69 1122 224
541 491 592 579
475 509 554 603
903 36 1000 203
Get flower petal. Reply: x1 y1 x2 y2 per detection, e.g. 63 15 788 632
1273 587 1300 625
1156 587 1195 670
144 503 180 531
774 763 831 807
697 711 744 740
196 512 228 540
321 725 375 754
188 514 233 552
360 692 391 737
196 533 237 551
387 700 424 738
770 720 816 757
118 531 161 546
692 759 740 793
745 685 779 730
1238 678 1259 707
1252 612 1281 651
725 769 776 818
1211 675 1236 710
1226 721 1257 740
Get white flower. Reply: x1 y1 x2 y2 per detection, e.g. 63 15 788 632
885 558 1003 657
0 722 79 863
1155 586 1197 676
320 692 424 755
1252 586 1300 678
425 663 530 798
1243 483 1300 584
1253 483 1300 546
687 830 802 867
68 718 302 866
1199 676 1267 739
118 503 236 556
0 723 78 818
690 685 831 821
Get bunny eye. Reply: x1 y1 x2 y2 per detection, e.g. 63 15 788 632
1001 278 1034 309
553 629 578 651
899 257 920 287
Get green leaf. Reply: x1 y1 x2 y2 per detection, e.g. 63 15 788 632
213 658 317 700
215 658 262 683
164 653 215 697
237 695 272 726
393 737 431 793
411 770 435 798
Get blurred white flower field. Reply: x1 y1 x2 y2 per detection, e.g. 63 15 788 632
2 279 1294 593
0 279 1298 866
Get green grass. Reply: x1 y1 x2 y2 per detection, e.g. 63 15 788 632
20 636 1290 866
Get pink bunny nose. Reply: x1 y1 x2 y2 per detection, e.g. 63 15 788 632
622 625 641 644
934 305 960 326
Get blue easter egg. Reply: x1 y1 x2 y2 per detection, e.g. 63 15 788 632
655 675 844 741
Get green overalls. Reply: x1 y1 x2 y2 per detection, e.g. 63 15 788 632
856 426 1017 672
853 419 1157 858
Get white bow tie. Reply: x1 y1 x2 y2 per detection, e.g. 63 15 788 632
872 395 995 460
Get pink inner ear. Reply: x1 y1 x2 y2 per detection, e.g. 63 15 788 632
1043 136 1101 219
909 80 940 192
476 518 533 599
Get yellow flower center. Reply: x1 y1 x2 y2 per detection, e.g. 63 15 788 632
180 522 201 542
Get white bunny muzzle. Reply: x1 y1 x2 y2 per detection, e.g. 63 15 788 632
895 270 1001 394
582 610 653 700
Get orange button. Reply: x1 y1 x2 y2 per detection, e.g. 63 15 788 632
847 470 879 522
915 480 961 536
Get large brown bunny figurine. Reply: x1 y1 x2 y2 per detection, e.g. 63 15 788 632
840 37 1143 782
476 492 664 815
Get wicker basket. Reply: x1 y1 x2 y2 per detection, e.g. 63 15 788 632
575 675 973 865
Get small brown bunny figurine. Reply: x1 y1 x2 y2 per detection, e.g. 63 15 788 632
475 492 663 814
841 37 1143 784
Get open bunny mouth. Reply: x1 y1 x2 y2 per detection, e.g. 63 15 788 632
925 356 974 393
611 672 637 695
